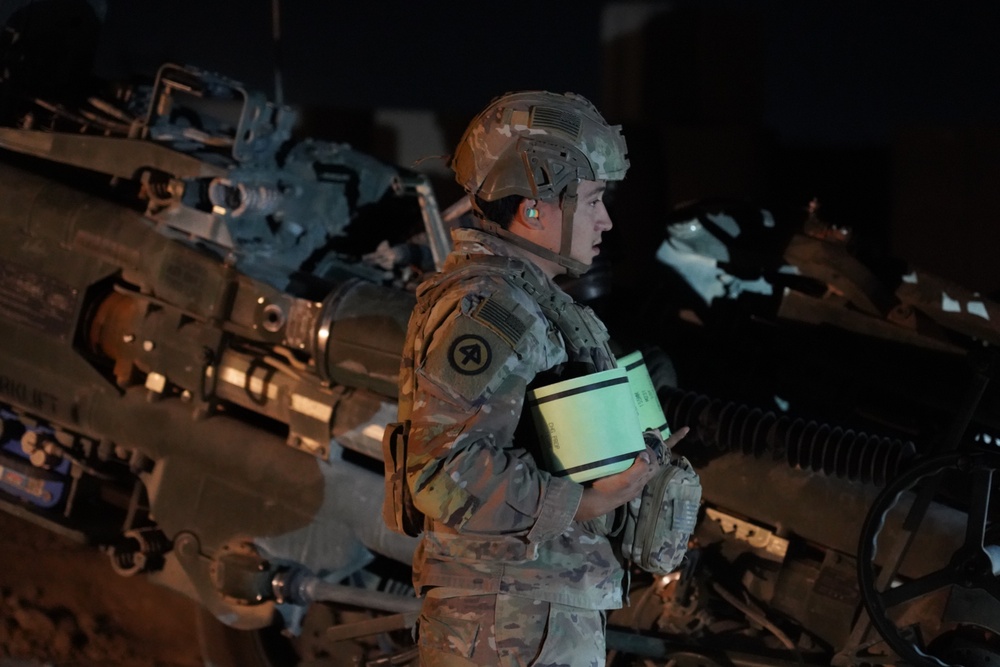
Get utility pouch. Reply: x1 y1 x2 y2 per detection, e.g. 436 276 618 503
381 420 425 537
620 456 702 574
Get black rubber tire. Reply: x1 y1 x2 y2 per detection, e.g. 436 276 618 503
195 607 299 667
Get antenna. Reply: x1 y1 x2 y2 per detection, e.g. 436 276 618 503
271 0 284 105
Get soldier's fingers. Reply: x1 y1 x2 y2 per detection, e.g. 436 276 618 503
626 454 658 488
622 455 651 481
617 455 654 487
664 426 690 447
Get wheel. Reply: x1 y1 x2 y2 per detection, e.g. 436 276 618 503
929 634 1000 667
196 607 299 667
857 450 1000 666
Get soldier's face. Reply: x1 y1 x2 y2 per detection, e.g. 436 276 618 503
566 179 612 267
533 179 612 274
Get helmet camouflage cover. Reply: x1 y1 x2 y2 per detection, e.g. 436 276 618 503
452 90 629 203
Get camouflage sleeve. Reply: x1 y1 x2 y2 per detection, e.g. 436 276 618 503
405 280 580 540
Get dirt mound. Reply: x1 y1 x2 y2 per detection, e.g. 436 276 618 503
1 586 136 664
0 511 203 667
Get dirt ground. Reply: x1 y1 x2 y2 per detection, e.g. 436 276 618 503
0 510 204 667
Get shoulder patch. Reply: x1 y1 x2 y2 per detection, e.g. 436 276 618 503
470 295 528 348
447 333 493 375
420 312 523 407
415 277 547 407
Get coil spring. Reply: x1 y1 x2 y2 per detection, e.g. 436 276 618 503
145 174 173 200
237 184 282 216
109 528 171 576
661 388 916 486
111 539 145 574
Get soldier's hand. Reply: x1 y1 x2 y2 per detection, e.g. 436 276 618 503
647 426 689 462
574 426 690 521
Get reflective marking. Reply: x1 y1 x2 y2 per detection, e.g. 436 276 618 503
291 393 333 422
968 301 989 319
145 372 167 393
218 366 279 400
942 292 961 313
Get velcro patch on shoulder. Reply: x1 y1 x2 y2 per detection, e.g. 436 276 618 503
470 295 528 348
420 313 521 406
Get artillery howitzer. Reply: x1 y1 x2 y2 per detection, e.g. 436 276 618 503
0 49 996 666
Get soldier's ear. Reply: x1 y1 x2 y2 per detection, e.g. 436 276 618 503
515 199 544 230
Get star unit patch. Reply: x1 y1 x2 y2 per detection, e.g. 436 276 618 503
448 334 492 375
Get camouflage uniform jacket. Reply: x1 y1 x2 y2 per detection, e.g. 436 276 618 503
398 227 624 610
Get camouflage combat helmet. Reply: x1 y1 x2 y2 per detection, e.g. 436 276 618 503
451 91 629 276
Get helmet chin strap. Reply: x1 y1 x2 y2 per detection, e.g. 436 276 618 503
556 181 587 277
471 182 589 278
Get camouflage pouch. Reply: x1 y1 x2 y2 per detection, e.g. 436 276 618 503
620 456 701 574
381 420 425 537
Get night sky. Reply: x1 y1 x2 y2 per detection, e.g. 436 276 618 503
5 0 1000 289
85 1 1000 144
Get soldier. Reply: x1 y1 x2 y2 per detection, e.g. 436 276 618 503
392 91 690 666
